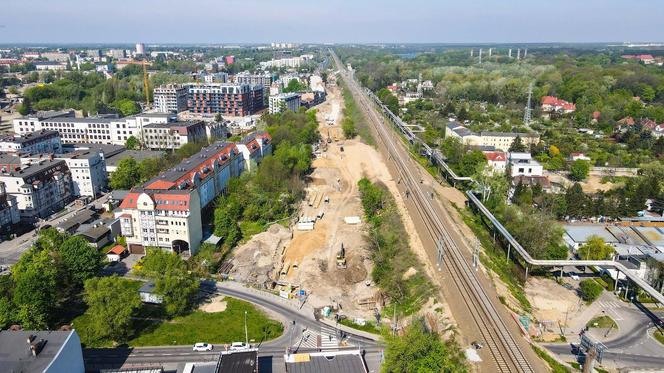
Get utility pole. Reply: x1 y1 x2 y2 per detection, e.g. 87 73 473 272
244 311 249 346
523 81 533 125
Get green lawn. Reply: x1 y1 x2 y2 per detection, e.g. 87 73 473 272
130 298 283 346
531 345 571 373
74 297 283 347
339 318 381 334
586 315 617 330
239 221 266 243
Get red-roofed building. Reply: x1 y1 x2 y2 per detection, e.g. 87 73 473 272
622 54 656 64
106 245 127 262
116 133 272 255
482 151 507 174
541 96 576 115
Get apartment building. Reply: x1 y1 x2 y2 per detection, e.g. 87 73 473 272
117 134 272 255
154 84 189 113
55 151 107 198
445 122 539 152
143 121 207 150
188 83 264 116
110 113 176 144
235 72 274 104
235 131 272 172
0 130 62 154
0 182 20 233
34 61 67 71
0 159 73 221
508 152 543 177
269 93 301 114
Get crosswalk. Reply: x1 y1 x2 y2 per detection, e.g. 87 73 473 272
597 300 625 321
293 325 342 350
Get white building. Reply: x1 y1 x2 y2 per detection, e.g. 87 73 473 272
0 159 73 221
154 84 189 113
34 61 66 71
445 122 540 152
0 182 20 233
0 130 62 154
310 75 325 92
269 93 301 114
55 150 107 198
235 131 273 172
508 152 543 177
482 151 507 174
135 43 145 56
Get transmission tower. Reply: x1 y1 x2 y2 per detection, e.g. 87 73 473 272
523 81 534 125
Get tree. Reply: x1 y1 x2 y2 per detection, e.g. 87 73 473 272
113 98 140 117
0 297 13 329
83 276 141 342
109 157 141 190
155 273 199 317
509 136 527 152
341 117 357 138
565 183 589 218
458 150 487 177
17 97 32 115
12 249 58 329
58 235 104 287
34 227 66 252
125 136 140 150
579 279 603 303
383 319 467 373
283 79 306 93
137 249 187 278
569 159 590 181
578 236 614 260
358 178 386 218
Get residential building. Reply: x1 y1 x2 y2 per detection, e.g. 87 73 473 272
508 152 543 177
184 349 259 373
225 55 235 65
55 150 107 198
269 93 301 114
310 74 325 92
41 52 71 62
143 121 207 150
482 151 507 174
188 83 265 116
135 43 145 55
154 84 189 113
0 130 62 154
0 159 73 220
541 96 576 114
110 112 176 145
117 135 271 255
108 49 126 59
0 329 85 373
570 152 591 161
259 55 313 69
300 91 326 109
235 71 275 104
236 131 272 172
284 350 368 373
34 61 67 71
622 54 656 64
445 122 539 152
13 113 115 143
202 72 229 83
0 181 20 233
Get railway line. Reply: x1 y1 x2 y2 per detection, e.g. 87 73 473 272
332 51 536 372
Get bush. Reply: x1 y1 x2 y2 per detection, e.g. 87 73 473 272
579 279 603 303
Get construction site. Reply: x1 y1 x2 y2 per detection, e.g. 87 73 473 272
227 76 453 323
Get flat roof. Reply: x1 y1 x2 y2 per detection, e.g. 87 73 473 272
64 143 126 158
606 226 649 246
57 209 96 232
1 130 59 144
6 159 66 179
564 225 619 244
284 351 367 373
633 226 664 246
42 116 112 123
218 350 258 373
0 330 76 373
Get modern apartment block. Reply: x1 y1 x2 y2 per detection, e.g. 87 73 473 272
235 72 275 104
0 182 20 233
117 133 272 255
187 83 264 116
143 121 207 150
235 131 272 172
154 84 189 113
0 159 73 221
269 93 301 114
0 130 62 154
55 151 107 198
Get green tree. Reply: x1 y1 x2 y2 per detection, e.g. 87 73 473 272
125 136 140 150
579 279 603 303
383 319 467 373
0 297 13 329
578 236 614 260
155 273 200 317
458 150 487 177
569 159 590 181
83 276 142 342
358 178 386 218
137 249 187 278
109 157 142 189
283 79 306 93
565 183 589 218
509 136 527 152
34 227 66 252
342 117 357 138
17 97 32 115
12 249 58 329
58 235 104 287
113 98 140 117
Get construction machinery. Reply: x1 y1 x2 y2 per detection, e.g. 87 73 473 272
336 243 347 269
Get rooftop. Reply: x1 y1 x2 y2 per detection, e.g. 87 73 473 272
63 143 126 158
564 225 620 244
5 159 67 179
284 351 367 373
56 208 96 233
0 329 79 373
105 150 164 167
217 350 259 373
0 130 60 144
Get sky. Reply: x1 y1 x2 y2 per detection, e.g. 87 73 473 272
2 0 663 44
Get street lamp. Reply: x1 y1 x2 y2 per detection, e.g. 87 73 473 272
244 310 248 346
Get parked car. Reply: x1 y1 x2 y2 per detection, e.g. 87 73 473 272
229 342 249 351
193 343 213 352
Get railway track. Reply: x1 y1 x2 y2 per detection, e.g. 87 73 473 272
333 53 535 373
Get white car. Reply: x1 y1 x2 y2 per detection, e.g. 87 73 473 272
193 343 213 352
229 342 249 351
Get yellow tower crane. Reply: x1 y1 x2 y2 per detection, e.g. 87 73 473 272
143 60 150 107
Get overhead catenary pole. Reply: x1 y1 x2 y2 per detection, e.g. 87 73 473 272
244 310 249 346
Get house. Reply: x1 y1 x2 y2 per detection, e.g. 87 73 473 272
78 225 112 249
445 122 539 152
183 349 259 373
0 329 85 373
508 152 543 177
622 54 656 64
106 245 127 262
541 96 576 115
483 151 507 174
139 281 164 304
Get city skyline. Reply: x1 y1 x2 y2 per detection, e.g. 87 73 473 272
2 0 664 44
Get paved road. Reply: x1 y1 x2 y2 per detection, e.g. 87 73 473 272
544 343 664 370
84 281 382 372
0 193 110 265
